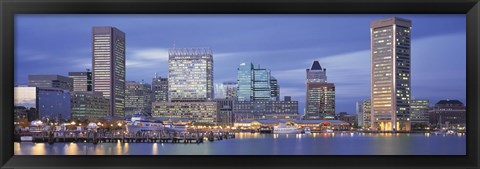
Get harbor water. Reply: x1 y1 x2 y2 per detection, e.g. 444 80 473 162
14 132 466 155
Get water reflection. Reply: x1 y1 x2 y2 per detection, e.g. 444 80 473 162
14 133 466 155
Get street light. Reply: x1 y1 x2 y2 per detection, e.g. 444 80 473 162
117 123 122 127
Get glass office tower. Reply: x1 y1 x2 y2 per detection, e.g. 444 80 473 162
370 17 412 131
168 48 213 101
236 62 278 101
92 26 126 118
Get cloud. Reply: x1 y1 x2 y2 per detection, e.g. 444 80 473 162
280 87 305 98
126 48 169 68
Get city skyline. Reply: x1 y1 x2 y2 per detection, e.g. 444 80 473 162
15 14 466 114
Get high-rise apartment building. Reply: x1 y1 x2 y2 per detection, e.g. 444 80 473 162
305 61 335 120
168 48 213 101
92 26 126 117
370 17 412 131
68 71 92 92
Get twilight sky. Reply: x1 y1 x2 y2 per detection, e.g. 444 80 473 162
15 14 466 115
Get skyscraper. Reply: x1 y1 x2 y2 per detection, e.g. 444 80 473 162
68 71 92 92
92 26 126 118
305 61 335 120
236 62 277 101
236 62 254 101
370 17 412 131
168 48 213 101
125 81 152 117
151 74 168 102
28 75 73 91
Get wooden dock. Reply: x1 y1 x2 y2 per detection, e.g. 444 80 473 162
15 130 235 144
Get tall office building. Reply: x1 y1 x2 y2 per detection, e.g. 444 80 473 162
370 17 412 131
125 81 152 117
305 61 335 120
28 75 73 91
168 48 213 101
92 26 126 117
68 71 92 92
236 62 278 101
151 74 168 102
215 81 237 99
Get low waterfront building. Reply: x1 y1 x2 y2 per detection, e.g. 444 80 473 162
71 91 110 121
233 96 299 122
28 74 73 91
336 112 357 127
14 106 37 124
151 101 217 124
233 119 350 130
410 99 430 129
429 99 466 129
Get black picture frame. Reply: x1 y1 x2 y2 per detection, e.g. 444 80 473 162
1 0 479 169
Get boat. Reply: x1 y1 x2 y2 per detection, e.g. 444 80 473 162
303 127 312 134
126 114 164 133
273 123 300 134
259 126 272 133
20 136 33 142
325 129 334 133
163 123 187 133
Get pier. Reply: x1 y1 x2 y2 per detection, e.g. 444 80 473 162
15 130 235 144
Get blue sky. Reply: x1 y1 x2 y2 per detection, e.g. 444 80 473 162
15 14 466 115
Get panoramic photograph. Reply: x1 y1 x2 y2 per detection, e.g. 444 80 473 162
13 14 466 155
